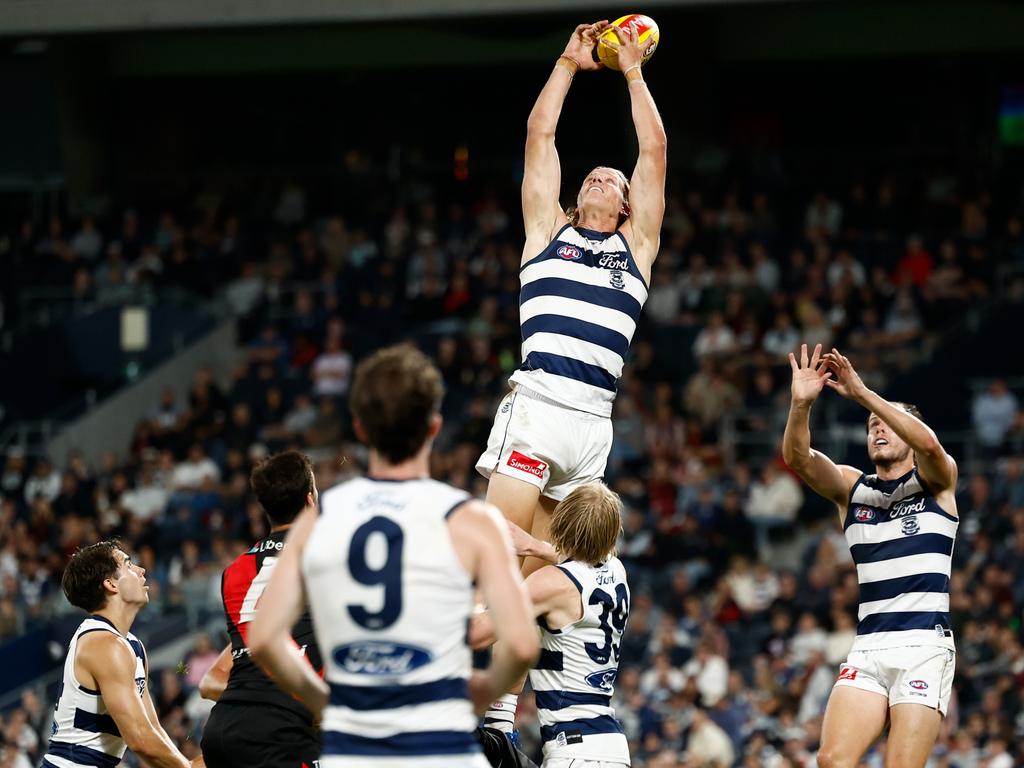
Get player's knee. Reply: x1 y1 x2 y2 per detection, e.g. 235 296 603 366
817 747 853 768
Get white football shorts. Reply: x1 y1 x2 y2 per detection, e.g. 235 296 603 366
475 386 613 501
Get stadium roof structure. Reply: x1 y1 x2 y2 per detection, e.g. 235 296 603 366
0 0 797 36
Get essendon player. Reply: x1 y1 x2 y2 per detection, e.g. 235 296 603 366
199 451 322 768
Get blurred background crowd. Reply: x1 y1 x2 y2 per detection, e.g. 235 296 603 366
2 167 1024 767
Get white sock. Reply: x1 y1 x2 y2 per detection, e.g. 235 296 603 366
483 693 518 733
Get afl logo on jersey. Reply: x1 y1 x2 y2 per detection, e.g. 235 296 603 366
909 680 928 690
585 668 618 693
901 517 920 536
557 245 582 260
854 506 875 523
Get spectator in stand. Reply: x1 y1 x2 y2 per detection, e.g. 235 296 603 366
692 310 737 360
311 334 352 400
172 444 221 490
972 379 1021 456
746 461 803 555
762 311 801 361
22 459 60 505
894 233 934 288
804 191 843 240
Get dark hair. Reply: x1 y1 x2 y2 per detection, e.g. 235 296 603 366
866 402 923 431
62 540 124 613
349 344 444 464
250 451 315 527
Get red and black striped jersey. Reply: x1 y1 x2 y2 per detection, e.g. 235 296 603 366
217 528 322 719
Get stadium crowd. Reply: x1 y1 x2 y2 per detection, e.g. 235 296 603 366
1 173 1023 768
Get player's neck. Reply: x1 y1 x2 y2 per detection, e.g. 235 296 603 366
874 458 915 481
367 447 430 481
93 602 140 637
576 210 618 233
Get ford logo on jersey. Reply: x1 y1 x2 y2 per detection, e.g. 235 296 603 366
333 642 432 676
557 245 582 260
585 668 618 692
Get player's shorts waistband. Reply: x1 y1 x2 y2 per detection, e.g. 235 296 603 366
512 385 607 420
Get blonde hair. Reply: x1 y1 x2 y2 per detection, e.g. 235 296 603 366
566 167 631 228
549 482 623 566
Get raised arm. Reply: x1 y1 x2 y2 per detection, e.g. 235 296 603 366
824 348 958 493
78 633 190 768
522 22 608 254
782 343 860 508
248 506 328 717
614 26 667 271
448 501 538 713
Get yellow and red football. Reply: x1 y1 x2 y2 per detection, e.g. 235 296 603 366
597 14 660 71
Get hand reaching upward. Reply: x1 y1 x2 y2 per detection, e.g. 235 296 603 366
822 348 869 402
788 343 830 406
562 20 610 71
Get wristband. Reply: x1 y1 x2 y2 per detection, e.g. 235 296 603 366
556 55 580 77
623 64 642 78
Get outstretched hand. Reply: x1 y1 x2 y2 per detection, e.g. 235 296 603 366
562 20 610 71
788 343 830 406
822 348 869 402
605 21 648 72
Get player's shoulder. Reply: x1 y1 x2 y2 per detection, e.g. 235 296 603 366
838 464 864 484
77 627 136 667
605 555 629 580
446 498 500 531
318 475 364 510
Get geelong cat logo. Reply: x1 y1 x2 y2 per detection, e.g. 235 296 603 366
586 668 618 692
557 245 582 260
901 517 920 536
333 642 432 675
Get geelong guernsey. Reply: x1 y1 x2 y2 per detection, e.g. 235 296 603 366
304 477 483 764
42 615 147 768
845 468 957 652
530 557 631 765
512 224 648 418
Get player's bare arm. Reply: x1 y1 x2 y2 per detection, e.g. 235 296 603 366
824 348 959 499
522 21 608 258
506 519 560 566
448 500 539 712
782 343 861 512
248 505 329 716
198 644 233 702
141 655 195 762
469 564 581 650
613 24 667 278
77 632 191 768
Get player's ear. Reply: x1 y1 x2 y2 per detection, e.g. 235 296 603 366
427 413 443 440
352 418 368 444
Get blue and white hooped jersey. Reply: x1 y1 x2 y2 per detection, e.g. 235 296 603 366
303 477 485 765
511 224 649 418
845 468 957 652
43 615 147 768
530 557 630 765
